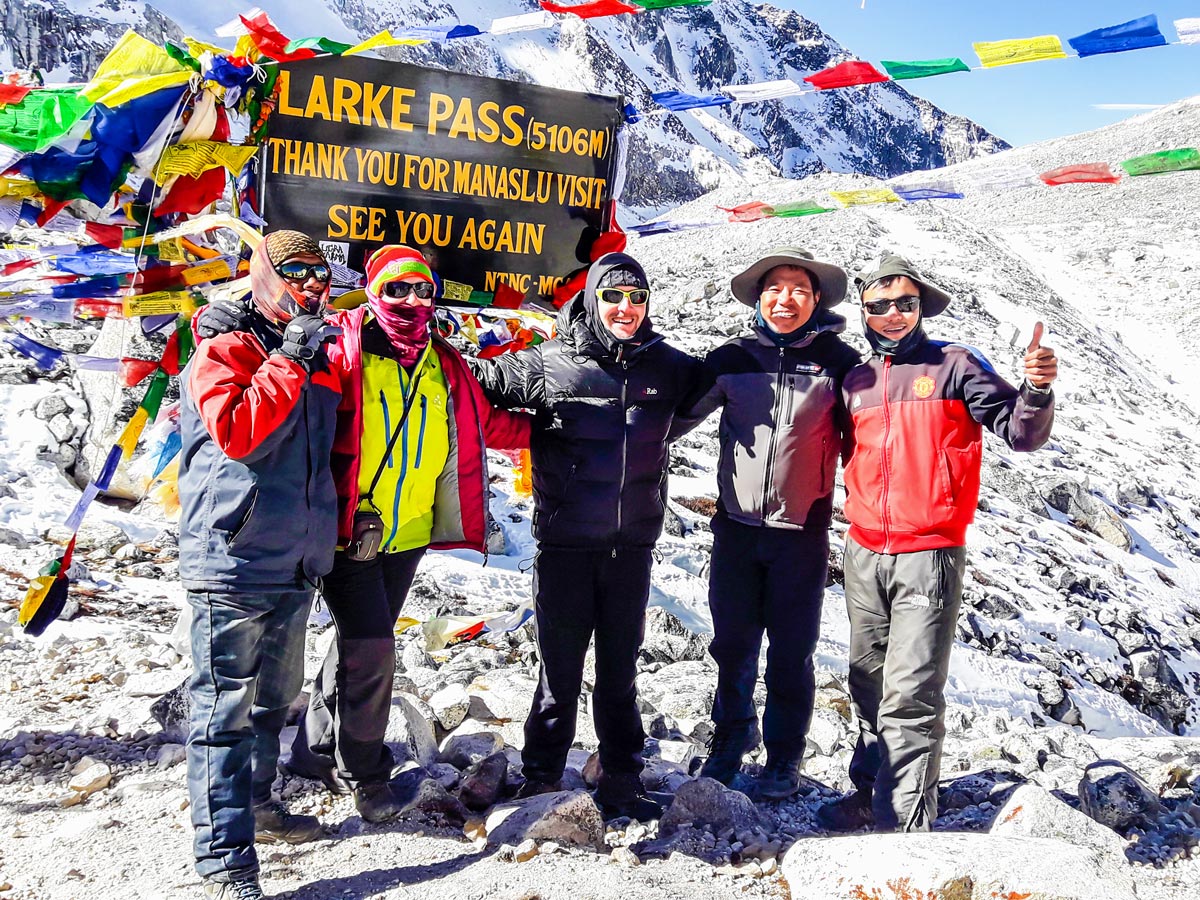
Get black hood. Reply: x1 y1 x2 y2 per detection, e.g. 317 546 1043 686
578 252 655 355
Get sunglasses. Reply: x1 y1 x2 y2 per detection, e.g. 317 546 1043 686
863 295 920 316
597 287 650 306
382 280 436 302
276 261 331 283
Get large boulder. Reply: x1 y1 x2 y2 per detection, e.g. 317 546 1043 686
384 693 440 768
780 832 1135 900
659 776 764 838
1079 760 1162 832
990 784 1127 857
485 789 605 850
635 661 716 721
466 670 538 723
1038 476 1132 551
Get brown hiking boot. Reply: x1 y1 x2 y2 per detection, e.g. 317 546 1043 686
253 800 323 844
815 790 875 832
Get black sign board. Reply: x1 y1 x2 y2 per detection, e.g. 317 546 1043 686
259 55 624 307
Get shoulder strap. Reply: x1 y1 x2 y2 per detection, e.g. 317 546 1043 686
361 366 425 508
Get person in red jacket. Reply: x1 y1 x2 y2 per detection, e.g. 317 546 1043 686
818 254 1058 834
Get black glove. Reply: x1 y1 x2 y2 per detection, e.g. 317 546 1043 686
195 297 252 339
273 315 342 372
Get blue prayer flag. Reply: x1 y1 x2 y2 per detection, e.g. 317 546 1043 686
1068 15 1167 58
651 90 733 112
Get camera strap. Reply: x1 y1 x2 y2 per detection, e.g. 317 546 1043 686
361 366 425 511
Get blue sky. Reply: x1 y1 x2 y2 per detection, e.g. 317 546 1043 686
784 2 1199 146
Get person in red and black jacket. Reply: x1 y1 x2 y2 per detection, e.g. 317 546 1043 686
818 254 1058 835
179 231 341 900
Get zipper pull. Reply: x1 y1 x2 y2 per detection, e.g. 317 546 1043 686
611 547 617 559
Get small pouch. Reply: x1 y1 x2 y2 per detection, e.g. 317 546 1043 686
347 506 384 562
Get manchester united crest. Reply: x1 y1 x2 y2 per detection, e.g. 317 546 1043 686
912 376 936 399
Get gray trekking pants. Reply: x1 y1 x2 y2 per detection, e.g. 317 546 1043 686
843 536 966 832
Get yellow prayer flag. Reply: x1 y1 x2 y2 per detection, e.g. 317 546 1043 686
122 213 263 252
233 35 259 60
461 315 479 346
184 37 228 59
973 35 1068 69
182 257 236 286
122 290 197 318
0 177 40 199
82 30 193 107
17 575 56 629
440 280 474 303
344 31 430 56
154 142 259 184
116 407 151 458
394 617 422 635
829 188 902 208
157 237 186 261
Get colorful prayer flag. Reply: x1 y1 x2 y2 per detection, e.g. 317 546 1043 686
81 30 193 107
0 85 32 106
1039 163 1121 186
721 80 805 103
892 181 964 201
1176 18 1200 44
830 188 901 207
122 290 197 318
283 37 353 55
239 11 316 62
719 201 773 222
0 87 93 153
767 200 834 218
804 61 889 90
539 0 642 19
652 90 733 112
4 332 63 370
965 163 1041 192
488 11 557 34
627 220 720 236
154 142 258 184
1120 148 1200 177
631 0 711 8
880 58 970 81
343 31 430 55
973 35 1068 69
116 406 151 457
1068 15 1166 58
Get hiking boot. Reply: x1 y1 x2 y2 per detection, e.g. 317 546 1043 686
815 790 875 833
253 800 323 844
594 772 664 821
279 755 351 796
755 756 803 801
201 875 264 900
354 780 404 824
699 724 760 786
513 777 562 800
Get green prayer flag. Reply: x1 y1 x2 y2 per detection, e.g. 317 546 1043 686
1120 148 1200 177
284 37 354 55
768 200 834 218
880 58 971 81
164 42 202 73
139 369 171 420
468 290 494 306
0 87 94 153
631 0 712 8
176 318 196 369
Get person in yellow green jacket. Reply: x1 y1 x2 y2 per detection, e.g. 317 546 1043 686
283 245 531 822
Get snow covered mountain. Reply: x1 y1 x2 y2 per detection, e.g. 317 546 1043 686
0 0 1008 213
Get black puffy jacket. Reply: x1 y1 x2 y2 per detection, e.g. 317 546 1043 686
470 256 697 549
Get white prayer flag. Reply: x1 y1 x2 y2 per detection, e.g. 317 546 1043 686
489 11 557 35
722 80 806 104
965 163 1040 193
1175 18 1200 44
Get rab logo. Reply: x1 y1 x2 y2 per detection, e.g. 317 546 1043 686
643 387 658 396
912 376 936 399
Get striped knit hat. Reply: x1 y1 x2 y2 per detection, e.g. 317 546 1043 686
263 230 324 268
365 245 434 299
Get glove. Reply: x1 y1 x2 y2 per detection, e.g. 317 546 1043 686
195 297 251 339
273 315 342 372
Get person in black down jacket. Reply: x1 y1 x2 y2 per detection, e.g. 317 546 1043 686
675 247 861 800
470 251 697 820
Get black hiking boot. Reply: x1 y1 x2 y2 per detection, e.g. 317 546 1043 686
594 772 663 821
279 755 352 796
201 875 263 900
815 790 875 833
755 756 803 801
513 777 562 800
699 724 761 786
354 780 405 824
253 800 323 844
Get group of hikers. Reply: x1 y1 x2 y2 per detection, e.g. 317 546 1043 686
179 229 1058 899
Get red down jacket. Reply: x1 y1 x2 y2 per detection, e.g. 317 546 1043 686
842 337 1054 554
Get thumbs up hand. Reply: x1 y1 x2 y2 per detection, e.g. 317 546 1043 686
1023 321 1058 389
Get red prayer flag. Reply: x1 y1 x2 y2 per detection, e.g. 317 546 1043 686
719 201 773 222
1039 163 1121 186
75 299 122 318
492 282 525 310
804 61 890 90
134 263 189 293
239 12 316 62
36 198 71 228
119 358 161 387
1 258 39 277
84 222 125 249
553 267 590 308
540 0 641 18
155 167 227 216
591 229 627 259
160 329 183 376
0 84 32 106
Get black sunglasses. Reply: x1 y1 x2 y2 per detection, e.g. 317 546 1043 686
597 287 650 305
863 295 920 316
276 261 331 283
382 280 436 301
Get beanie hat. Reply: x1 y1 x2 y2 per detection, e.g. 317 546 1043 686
263 230 324 268
365 245 435 300
597 265 648 290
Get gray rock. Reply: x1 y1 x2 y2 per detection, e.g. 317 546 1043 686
982 460 1048 517
401 640 433 673
458 751 509 811
429 683 471 731
636 661 716 720
805 708 845 758
1079 759 1162 832
149 680 190 741
639 607 709 665
780 832 1135 900
467 670 538 723
440 729 506 770
385 694 440 769
1039 476 1132 551
34 395 69 421
391 771 469 825
990 784 1127 857
485 790 605 850
659 777 764 838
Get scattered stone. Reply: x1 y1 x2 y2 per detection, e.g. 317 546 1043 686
440 730 505 771
991 784 1127 857
659 777 764 838
386 694 440 769
610 846 641 867
429 683 471 731
486 790 605 850
392 772 468 825
155 743 186 769
1079 759 1162 832
149 680 191 741
458 751 509 811
636 661 716 721
1039 476 1133 551
639 608 709 665
68 762 113 798
513 837 538 862
467 670 538 723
